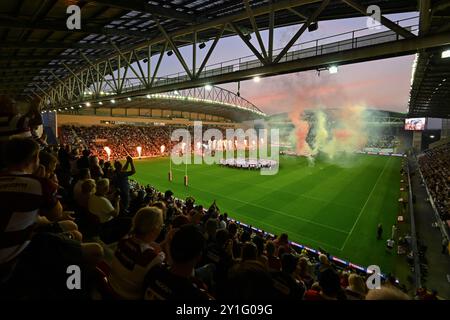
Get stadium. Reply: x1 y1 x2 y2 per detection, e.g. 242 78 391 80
0 0 449 305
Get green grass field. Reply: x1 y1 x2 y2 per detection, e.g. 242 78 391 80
133 154 402 273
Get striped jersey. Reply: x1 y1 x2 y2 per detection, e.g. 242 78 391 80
0 172 58 264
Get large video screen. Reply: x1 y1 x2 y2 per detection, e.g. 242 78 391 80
405 118 426 131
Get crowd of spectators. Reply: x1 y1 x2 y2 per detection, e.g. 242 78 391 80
0 139 412 300
59 124 230 161
365 135 398 149
60 125 178 159
418 142 450 221
0 97 423 300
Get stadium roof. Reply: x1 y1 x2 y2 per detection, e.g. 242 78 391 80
267 108 406 125
408 1 450 119
0 0 416 98
65 85 266 121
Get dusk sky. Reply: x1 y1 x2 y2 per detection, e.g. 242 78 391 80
154 11 418 116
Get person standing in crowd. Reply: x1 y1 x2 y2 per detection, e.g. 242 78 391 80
77 149 91 170
89 155 103 181
112 156 136 214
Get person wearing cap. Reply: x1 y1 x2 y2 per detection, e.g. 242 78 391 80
109 206 165 299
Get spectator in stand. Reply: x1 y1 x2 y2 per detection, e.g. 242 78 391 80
227 222 241 259
39 151 59 185
76 179 96 210
112 156 136 213
345 273 367 300
303 282 323 300
252 235 268 268
88 178 130 243
0 97 36 169
296 257 314 289
144 224 212 300
204 218 218 246
222 260 276 300
366 285 410 300
109 207 165 299
0 138 103 298
418 143 450 217
265 240 281 272
77 149 91 171
218 214 227 230
103 161 114 180
73 168 91 207
240 242 258 262
316 254 345 300
89 156 103 181
56 144 73 191
272 253 306 300
274 233 292 255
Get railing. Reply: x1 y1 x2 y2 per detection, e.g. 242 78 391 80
93 17 418 98
153 17 419 87
406 157 422 289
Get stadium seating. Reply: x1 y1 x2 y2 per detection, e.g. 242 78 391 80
0 123 419 301
418 143 450 221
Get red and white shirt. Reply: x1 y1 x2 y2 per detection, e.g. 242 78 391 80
0 172 58 264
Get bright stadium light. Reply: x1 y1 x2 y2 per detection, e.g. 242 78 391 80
253 76 261 83
98 101 103 105
442 49 450 59
111 99 115 104
86 102 91 107
100 91 105 95
78 105 82 108
127 97 132 101
174 90 179 95
146 94 151 99
205 84 212 91
70 106 74 109
430 135 435 139
329 65 338 74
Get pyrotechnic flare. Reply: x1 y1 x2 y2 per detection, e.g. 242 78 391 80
103 146 111 161
289 107 312 156
136 146 142 158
